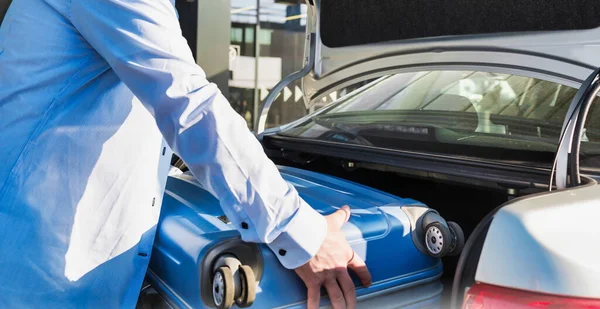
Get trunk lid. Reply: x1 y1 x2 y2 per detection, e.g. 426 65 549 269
300 0 600 108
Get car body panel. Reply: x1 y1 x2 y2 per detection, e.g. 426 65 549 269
475 179 600 299
147 166 444 308
300 0 600 108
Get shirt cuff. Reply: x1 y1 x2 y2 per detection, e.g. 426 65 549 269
267 201 327 269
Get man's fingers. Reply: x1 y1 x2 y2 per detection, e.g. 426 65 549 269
325 279 346 309
306 285 321 309
347 252 372 288
328 206 351 228
337 269 357 309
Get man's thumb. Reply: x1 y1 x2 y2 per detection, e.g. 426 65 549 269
328 205 351 227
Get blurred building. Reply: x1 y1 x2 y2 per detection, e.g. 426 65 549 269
176 0 314 131
228 0 311 130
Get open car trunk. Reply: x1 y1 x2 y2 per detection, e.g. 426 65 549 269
266 153 512 305
144 151 507 308
167 145 519 307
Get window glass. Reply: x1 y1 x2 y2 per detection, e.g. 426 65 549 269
231 27 243 43
258 29 272 45
281 70 600 167
244 28 254 44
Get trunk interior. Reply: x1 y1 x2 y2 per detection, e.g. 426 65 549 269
169 149 548 307
269 155 520 307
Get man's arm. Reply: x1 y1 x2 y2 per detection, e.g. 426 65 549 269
70 0 324 269
69 0 370 307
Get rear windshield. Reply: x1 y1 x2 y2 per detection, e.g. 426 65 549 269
280 70 600 168
321 0 600 47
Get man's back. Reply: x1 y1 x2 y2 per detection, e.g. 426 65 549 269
0 0 171 307
0 0 366 307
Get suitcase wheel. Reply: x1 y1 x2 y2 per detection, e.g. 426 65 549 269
424 222 452 257
447 221 465 256
211 254 258 309
213 266 235 309
235 265 256 308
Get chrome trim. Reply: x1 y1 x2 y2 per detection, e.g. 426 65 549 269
552 68 600 190
256 33 316 135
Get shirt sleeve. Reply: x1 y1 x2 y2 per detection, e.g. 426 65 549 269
69 0 327 270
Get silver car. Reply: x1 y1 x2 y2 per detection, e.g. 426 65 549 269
257 0 600 308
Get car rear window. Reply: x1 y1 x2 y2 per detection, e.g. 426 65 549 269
280 70 600 168
321 0 600 48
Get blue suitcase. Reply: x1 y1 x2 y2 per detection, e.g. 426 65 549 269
146 166 463 309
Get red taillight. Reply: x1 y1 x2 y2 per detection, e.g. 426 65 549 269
462 283 600 309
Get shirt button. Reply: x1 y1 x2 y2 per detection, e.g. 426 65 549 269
241 222 248 229
278 249 287 256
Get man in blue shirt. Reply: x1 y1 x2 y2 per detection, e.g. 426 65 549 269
0 0 371 308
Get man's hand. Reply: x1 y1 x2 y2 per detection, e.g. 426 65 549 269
294 206 372 309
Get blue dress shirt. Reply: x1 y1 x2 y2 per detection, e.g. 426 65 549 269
0 0 327 307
